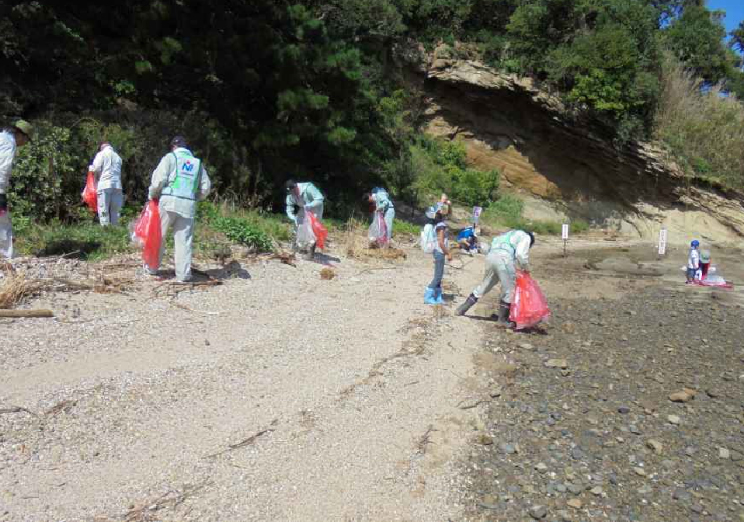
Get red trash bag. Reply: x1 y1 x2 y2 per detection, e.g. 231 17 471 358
131 200 162 271
82 171 98 212
307 211 328 250
509 271 551 330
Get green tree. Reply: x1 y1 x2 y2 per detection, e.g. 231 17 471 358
730 21 744 55
662 4 734 83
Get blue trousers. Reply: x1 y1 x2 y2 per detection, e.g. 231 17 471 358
428 250 445 290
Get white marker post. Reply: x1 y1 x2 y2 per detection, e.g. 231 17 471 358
562 223 569 257
658 228 667 258
472 206 482 226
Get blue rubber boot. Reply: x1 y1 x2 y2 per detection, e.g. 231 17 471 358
424 287 437 305
434 287 444 304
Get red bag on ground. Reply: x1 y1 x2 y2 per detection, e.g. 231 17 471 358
509 271 551 330
82 171 98 212
131 200 162 270
307 211 328 250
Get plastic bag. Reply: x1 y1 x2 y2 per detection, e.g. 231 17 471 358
509 271 551 330
368 212 388 246
420 223 436 253
307 211 328 250
82 171 98 213
694 274 733 288
0 210 13 259
131 200 162 271
296 217 316 250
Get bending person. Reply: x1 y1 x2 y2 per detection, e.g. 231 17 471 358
366 187 395 242
456 229 535 326
285 179 324 260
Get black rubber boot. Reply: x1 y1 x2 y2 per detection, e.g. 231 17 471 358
496 300 513 327
304 244 316 260
455 294 478 316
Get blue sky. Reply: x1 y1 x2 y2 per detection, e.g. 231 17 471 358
708 0 744 34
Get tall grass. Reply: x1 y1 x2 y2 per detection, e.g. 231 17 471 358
654 55 744 190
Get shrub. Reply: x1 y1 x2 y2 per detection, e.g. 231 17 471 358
528 220 561 236
570 219 590 234
483 194 524 225
392 219 419 236
411 137 500 207
10 122 84 221
450 167 499 207
197 201 287 252
208 217 274 252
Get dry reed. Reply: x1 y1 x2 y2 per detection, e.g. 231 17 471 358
344 218 407 261
0 273 42 309
654 54 744 189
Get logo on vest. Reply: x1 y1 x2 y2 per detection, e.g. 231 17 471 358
182 160 195 173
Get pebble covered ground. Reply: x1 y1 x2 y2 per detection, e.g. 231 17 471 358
463 275 744 522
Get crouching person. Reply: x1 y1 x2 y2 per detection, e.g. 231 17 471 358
285 179 324 260
146 136 211 282
456 229 535 326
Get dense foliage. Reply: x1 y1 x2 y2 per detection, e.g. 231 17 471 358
412 138 499 206
2 0 743 223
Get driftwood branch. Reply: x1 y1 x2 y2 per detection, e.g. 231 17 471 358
0 309 54 318
416 424 436 455
204 428 274 459
267 251 297 267
0 405 38 416
457 397 491 410
355 266 398 276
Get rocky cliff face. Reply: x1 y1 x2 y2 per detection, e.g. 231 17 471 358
398 44 744 242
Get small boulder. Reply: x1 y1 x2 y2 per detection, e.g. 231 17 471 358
546 359 569 369
529 505 548 520
646 439 663 454
669 388 696 403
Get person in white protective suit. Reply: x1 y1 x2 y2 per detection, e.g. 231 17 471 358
366 187 395 242
0 120 34 259
455 229 535 326
146 136 211 282
88 141 124 226
285 179 324 259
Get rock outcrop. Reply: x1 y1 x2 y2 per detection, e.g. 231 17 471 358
398 43 744 241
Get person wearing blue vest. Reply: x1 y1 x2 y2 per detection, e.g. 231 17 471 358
147 136 211 282
455 229 535 325
366 187 395 242
285 179 324 259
